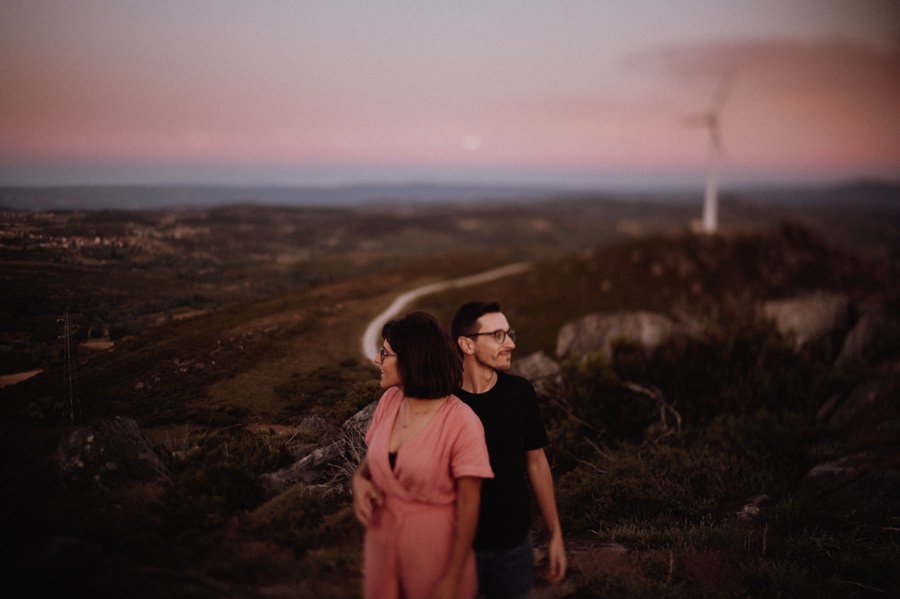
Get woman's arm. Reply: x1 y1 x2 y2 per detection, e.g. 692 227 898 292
351 455 383 526
433 476 482 599
526 448 567 582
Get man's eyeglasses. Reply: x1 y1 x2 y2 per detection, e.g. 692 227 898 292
376 348 397 363
467 329 517 344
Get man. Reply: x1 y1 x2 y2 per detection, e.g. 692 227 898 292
451 301 566 598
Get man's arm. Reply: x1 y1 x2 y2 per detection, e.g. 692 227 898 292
526 448 567 582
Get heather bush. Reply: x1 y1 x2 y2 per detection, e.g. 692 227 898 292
542 310 900 596
163 428 292 518
275 361 380 424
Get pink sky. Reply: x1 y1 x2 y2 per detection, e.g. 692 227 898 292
1 1 898 188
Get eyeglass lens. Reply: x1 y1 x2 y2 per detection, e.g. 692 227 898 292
493 329 516 343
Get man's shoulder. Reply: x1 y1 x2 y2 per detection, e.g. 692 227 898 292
497 371 536 393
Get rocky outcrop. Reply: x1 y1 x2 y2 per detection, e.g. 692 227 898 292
556 311 677 362
54 416 171 489
295 414 330 440
828 381 894 427
760 292 849 349
836 310 886 365
804 375 900 525
797 451 900 524
510 351 560 393
736 494 770 522
259 402 375 498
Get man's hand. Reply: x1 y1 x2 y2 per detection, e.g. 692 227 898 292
543 533 567 583
352 469 383 526
526 448 567 583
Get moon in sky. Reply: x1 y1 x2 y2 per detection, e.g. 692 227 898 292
461 133 482 151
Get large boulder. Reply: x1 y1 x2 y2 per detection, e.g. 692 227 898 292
509 351 560 393
804 372 900 524
760 292 849 349
836 310 888 365
259 402 375 498
54 416 171 489
819 380 896 428
556 311 677 361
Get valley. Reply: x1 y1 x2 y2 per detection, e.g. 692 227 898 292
1 184 899 597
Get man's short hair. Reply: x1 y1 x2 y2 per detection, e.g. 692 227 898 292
382 311 462 399
451 301 502 347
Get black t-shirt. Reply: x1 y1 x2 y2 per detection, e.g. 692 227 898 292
455 371 548 551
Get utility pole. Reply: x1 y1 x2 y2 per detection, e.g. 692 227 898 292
59 309 80 425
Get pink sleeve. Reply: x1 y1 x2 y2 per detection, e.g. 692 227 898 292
450 406 494 480
365 387 398 445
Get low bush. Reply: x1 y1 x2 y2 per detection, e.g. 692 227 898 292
160 428 293 522
544 315 899 595
275 362 380 424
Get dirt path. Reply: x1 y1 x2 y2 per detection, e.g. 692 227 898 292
360 262 532 359
0 369 43 388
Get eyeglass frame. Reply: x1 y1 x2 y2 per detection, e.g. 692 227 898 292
466 328 517 344
375 347 397 363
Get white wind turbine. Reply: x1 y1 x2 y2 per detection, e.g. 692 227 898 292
684 75 734 234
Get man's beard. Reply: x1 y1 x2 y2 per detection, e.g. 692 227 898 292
476 351 511 372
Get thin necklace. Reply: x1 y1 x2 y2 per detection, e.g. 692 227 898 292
401 399 416 428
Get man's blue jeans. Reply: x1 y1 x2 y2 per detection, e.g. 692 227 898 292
475 534 534 599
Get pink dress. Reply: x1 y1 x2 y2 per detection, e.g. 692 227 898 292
363 386 494 599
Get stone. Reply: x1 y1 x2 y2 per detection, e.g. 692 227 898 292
54 416 171 488
510 351 560 382
827 381 894 427
259 402 376 498
836 312 884 365
736 494 770 521
556 311 677 361
295 414 330 440
760 292 849 349
798 451 900 523
815 394 842 425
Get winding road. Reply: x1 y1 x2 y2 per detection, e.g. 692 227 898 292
360 262 532 360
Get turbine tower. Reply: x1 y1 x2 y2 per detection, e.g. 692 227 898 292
684 75 733 235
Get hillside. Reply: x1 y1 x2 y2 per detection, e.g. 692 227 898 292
3 183 897 377
1 203 899 596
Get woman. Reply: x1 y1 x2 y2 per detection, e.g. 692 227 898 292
353 311 493 599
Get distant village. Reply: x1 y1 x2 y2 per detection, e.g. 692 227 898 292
0 210 210 262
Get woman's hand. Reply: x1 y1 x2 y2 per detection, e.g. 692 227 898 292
352 457 383 526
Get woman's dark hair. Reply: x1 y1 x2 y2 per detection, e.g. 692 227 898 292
382 311 462 399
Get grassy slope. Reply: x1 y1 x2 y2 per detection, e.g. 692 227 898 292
412 224 900 598
415 223 887 355
2 198 899 597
